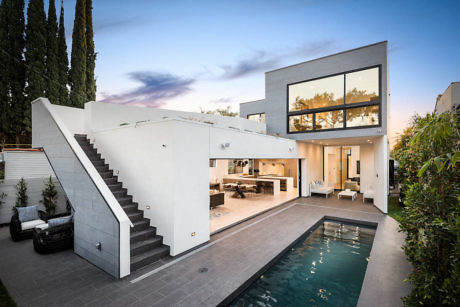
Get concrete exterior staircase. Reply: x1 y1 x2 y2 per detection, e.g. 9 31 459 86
74 134 169 272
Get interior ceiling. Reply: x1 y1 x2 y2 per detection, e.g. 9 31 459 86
299 136 379 146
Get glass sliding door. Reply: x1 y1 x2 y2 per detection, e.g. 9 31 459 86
324 145 360 191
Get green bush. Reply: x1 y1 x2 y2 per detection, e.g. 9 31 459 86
0 192 6 206
14 178 28 211
40 176 58 216
394 112 459 306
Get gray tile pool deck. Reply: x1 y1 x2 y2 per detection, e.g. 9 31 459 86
0 194 412 306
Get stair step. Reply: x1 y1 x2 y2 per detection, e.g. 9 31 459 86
127 211 143 222
89 156 104 162
132 220 150 232
95 165 110 172
104 177 118 185
122 204 139 214
131 228 156 243
117 195 133 204
130 246 170 271
99 170 114 179
113 189 128 198
130 237 163 256
80 144 96 152
85 152 101 160
74 134 170 272
108 183 123 191
91 160 106 167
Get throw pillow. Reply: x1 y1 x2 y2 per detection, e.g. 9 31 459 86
48 215 72 228
17 205 39 222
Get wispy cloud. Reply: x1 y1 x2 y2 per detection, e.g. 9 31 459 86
100 72 195 107
219 40 339 80
220 51 279 79
289 40 338 58
94 17 146 34
210 97 233 104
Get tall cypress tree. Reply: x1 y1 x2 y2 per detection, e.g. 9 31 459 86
69 0 86 108
57 0 69 106
0 0 10 143
8 0 26 145
25 0 47 103
45 0 59 104
85 0 96 102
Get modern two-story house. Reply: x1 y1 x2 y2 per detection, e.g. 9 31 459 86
240 40 389 211
31 41 389 278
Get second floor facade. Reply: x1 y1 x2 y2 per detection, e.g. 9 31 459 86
240 41 389 141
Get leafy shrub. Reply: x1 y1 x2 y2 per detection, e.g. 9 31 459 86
40 176 58 216
14 178 28 211
0 192 6 206
394 112 459 306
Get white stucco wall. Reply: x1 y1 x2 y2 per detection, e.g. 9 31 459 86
32 98 131 278
86 101 266 135
92 117 299 256
373 135 389 213
92 120 211 256
360 144 375 194
298 142 323 195
52 104 85 134
210 128 298 159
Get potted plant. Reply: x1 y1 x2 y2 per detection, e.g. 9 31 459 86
40 176 58 216
13 177 28 212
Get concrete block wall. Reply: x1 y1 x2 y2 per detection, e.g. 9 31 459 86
32 99 122 278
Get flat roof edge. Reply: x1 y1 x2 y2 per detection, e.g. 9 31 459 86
266 41 388 74
240 99 265 105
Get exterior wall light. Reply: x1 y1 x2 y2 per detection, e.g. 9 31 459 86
146 205 150 210
289 146 294 151
221 143 230 149
96 242 102 250
191 232 196 237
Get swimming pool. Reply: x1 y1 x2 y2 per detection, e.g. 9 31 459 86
231 220 376 306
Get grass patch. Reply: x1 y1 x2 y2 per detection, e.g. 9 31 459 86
0 279 16 307
388 196 404 223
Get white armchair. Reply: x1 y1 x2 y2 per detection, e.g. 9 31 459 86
363 186 374 203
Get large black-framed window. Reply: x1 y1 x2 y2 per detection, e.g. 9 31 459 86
247 113 266 123
287 65 381 133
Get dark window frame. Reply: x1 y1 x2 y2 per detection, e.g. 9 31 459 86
247 112 266 123
286 65 382 134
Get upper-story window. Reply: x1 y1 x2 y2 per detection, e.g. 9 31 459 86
247 113 266 123
287 66 381 133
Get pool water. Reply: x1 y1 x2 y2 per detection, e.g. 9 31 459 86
231 220 376 307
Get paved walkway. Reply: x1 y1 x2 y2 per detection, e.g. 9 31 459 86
0 196 412 306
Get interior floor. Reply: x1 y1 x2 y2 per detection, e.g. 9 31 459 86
210 188 298 233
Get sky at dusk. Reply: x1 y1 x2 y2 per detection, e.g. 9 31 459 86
53 0 460 146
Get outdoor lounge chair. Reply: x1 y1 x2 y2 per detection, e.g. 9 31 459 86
9 205 48 241
310 181 334 198
33 216 74 254
363 186 374 203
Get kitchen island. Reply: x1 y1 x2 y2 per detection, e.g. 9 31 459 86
258 176 294 191
222 176 281 196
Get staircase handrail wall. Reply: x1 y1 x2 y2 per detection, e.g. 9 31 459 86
32 98 132 278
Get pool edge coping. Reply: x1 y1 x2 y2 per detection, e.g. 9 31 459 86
217 216 378 306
